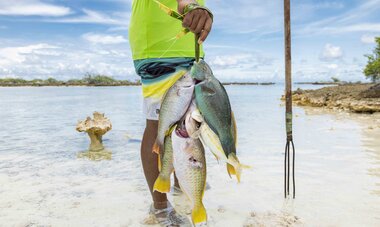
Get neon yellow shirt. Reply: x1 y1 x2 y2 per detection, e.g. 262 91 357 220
129 0 205 60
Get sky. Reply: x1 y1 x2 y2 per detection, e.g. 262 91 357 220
0 0 379 82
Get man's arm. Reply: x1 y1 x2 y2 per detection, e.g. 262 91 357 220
177 0 213 44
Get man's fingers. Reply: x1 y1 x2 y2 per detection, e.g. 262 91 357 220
198 29 209 44
183 9 213 43
198 17 212 44
182 11 194 28
189 13 200 32
194 11 207 34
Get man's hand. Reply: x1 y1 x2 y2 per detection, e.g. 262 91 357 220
177 0 213 44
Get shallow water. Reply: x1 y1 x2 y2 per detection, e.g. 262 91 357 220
0 85 379 226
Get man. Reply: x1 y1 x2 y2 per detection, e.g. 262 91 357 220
129 0 213 226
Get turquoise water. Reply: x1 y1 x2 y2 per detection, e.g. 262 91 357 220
0 85 379 226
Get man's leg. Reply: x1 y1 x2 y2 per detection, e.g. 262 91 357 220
141 119 168 209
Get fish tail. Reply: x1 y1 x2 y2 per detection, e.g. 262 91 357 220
191 203 207 225
226 163 235 176
153 175 171 193
227 154 251 183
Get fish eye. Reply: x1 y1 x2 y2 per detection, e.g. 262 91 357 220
189 157 197 163
195 122 201 129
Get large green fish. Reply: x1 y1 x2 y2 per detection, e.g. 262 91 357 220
153 72 194 154
188 109 250 182
153 133 174 193
171 127 207 225
191 60 235 159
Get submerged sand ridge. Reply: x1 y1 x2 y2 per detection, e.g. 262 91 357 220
287 83 380 113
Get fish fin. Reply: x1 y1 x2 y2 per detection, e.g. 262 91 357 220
153 175 171 193
192 204 207 225
152 140 161 154
165 124 177 136
212 152 220 163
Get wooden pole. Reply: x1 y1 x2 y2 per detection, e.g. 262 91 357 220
284 0 295 199
284 0 292 141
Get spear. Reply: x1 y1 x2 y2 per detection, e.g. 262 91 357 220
284 0 296 199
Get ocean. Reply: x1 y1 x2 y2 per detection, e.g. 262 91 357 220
0 85 379 226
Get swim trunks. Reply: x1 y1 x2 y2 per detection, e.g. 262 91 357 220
134 58 194 120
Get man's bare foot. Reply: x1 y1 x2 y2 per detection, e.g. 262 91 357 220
141 202 191 227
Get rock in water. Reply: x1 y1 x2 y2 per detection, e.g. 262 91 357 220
76 112 112 160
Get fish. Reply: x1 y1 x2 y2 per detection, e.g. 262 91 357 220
153 72 195 154
171 127 207 225
191 60 235 159
153 133 174 193
190 109 250 182
190 59 213 82
184 101 202 139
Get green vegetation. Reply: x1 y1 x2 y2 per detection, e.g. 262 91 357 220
364 37 380 83
0 74 141 87
331 77 340 83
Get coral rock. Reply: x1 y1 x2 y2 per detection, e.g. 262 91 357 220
76 112 112 152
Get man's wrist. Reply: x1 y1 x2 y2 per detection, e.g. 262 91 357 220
177 0 198 14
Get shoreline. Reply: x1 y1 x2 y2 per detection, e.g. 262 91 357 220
0 82 277 87
286 83 380 113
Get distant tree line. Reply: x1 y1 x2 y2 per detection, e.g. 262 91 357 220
364 37 380 83
0 74 141 87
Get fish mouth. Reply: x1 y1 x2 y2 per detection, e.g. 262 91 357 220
175 128 189 138
194 79 203 84
182 84 194 88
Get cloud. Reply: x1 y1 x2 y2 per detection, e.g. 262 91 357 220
51 9 128 25
361 34 377 44
82 33 128 45
297 0 380 35
326 64 338 70
0 43 59 66
207 0 283 34
206 52 279 82
210 54 252 67
332 23 380 33
0 0 72 17
0 42 135 80
320 44 343 61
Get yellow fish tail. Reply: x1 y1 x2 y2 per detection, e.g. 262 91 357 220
153 175 171 193
192 203 207 225
227 154 251 183
227 162 236 175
